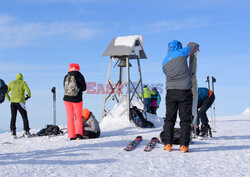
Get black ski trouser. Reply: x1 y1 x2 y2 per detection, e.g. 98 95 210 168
198 93 215 125
163 89 193 146
83 130 100 139
10 102 30 132
150 107 157 115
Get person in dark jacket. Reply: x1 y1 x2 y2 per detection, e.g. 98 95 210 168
63 63 86 140
196 87 215 138
0 79 8 104
161 40 199 152
150 87 161 115
82 108 101 139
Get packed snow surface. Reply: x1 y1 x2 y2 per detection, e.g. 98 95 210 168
1 105 250 176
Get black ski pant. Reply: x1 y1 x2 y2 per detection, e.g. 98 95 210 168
10 102 30 132
83 130 100 139
163 89 193 146
150 107 157 115
198 93 215 125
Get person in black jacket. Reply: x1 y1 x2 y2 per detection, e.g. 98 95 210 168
0 79 8 104
63 63 86 140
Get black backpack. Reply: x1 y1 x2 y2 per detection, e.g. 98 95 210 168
160 128 181 145
129 106 154 128
36 124 62 136
0 79 8 104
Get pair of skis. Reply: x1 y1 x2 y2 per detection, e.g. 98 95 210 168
124 136 158 152
206 76 216 132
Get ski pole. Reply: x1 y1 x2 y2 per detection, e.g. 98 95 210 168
51 87 56 125
206 76 213 126
206 76 210 89
211 76 216 132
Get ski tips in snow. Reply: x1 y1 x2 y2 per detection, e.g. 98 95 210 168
124 136 159 152
144 137 159 152
124 136 143 151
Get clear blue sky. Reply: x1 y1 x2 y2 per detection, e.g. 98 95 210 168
0 0 250 130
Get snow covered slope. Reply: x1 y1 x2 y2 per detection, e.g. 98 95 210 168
242 107 250 116
1 110 250 176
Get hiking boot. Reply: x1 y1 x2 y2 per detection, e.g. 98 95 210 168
198 124 211 139
196 126 200 136
24 131 31 138
76 134 84 140
70 137 76 141
11 130 17 139
180 145 189 153
164 144 172 151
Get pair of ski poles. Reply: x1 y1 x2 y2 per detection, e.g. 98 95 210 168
206 76 216 132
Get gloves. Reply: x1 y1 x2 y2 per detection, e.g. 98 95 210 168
25 94 30 100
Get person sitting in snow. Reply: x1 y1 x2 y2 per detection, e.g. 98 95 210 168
150 87 161 115
82 108 101 139
195 87 215 138
139 85 153 113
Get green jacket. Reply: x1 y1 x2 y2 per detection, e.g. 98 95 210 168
140 87 153 99
6 73 31 103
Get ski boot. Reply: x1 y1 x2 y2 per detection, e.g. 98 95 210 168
76 134 84 140
11 130 17 139
196 126 200 136
24 130 31 138
198 124 212 140
164 144 172 152
180 145 189 153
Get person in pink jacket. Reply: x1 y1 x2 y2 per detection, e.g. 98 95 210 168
63 63 86 140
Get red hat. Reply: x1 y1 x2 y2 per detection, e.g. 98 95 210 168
82 108 90 119
69 63 80 71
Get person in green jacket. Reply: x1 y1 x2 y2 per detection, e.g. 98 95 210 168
6 73 31 138
139 85 153 112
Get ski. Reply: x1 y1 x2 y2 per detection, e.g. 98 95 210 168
190 51 198 138
12 133 37 139
124 136 143 151
144 137 158 152
2 142 12 145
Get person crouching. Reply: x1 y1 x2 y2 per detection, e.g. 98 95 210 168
82 108 101 139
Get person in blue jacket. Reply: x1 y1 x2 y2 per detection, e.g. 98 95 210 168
196 87 215 137
161 40 199 152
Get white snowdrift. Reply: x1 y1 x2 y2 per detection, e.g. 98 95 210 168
100 96 164 132
242 107 250 116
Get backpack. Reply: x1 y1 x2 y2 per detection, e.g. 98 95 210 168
0 79 8 104
129 106 154 128
64 75 79 96
160 128 181 145
36 124 62 136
